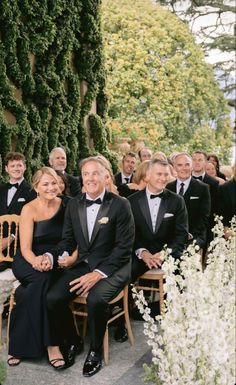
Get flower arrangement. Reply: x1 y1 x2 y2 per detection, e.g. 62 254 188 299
132 216 236 385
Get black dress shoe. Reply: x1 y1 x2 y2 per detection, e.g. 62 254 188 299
114 326 128 342
62 339 84 368
82 351 102 377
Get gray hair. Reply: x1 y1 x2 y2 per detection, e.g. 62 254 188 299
49 147 66 161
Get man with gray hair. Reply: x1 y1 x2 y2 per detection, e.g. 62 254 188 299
49 147 81 197
167 152 211 249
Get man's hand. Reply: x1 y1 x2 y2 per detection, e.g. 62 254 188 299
141 250 163 269
32 255 45 272
41 254 52 271
69 271 103 296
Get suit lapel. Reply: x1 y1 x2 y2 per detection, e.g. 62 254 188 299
90 191 112 245
77 195 89 245
155 190 169 233
7 181 26 212
139 189 153 233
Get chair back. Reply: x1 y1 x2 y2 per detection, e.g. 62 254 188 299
0 214 20 262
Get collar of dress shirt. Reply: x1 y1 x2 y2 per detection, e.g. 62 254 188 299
176 176 191 192
121 172 132 182
86 189 106 203
146 186 163 201
192 172 205 179
9 177 24 186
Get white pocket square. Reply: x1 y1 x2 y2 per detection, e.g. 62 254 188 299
17 198 26 202
164 213 174 218
190 196 199 200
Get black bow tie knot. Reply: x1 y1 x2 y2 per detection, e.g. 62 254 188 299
85 198 102 207
7 182 19 189
193 176 203 181
150 192 163 199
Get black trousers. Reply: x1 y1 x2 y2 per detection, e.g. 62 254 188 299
47 261 130 355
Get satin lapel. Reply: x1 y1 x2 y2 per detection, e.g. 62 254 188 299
139 190 153 233
89 192 112 245
78 196 89 245
183 179 194 201
155 190 169 233
7 181 26 212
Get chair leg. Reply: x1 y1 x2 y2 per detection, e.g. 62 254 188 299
7 289 16 347
103 326 109 365
159 278 164 315
123 287 135 346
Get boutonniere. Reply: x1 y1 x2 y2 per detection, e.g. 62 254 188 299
98 217 109 225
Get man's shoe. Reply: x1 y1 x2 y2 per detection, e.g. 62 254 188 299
63 339 84 368
114 326 128 342
82 351 102 377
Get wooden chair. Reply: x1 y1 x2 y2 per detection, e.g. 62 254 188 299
0 214 20 345
70 285 135 365
134 268 164 315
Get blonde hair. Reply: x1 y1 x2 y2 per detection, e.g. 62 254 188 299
32 167 59 189
133 160 150 184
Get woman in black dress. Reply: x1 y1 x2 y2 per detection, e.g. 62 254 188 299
8 167 77 369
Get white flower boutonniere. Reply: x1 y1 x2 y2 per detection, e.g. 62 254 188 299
98 217 109 225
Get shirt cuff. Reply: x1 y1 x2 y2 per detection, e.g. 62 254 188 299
135 248 148 260
94 269 107 278
44 252 53 269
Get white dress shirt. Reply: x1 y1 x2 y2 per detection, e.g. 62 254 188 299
7 178 24 206
176 177 191 195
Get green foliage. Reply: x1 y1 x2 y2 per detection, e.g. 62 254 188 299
102 0 232 162
0 360 7 384
0 0 111 179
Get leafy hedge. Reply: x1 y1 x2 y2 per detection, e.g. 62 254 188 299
0 0 112 180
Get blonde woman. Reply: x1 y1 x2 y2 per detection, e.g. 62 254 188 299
8 167 78 369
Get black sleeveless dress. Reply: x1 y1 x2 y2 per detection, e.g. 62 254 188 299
9 202 66 358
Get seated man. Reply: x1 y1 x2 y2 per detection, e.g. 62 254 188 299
46 157 135 377
129 158 188 282
114 152 137 190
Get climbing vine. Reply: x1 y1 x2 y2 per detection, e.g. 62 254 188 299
0 0 110 180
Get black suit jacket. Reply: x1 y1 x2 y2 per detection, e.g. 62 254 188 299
201 173 219 214
65 173 82 197
128 188 188 259
52 191 135 277
114 172 134 188
217 179 236 226
166 178 211 248
0 179 36 216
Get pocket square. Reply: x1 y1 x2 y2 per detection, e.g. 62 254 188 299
190 196 199 200
98 217 109 225
17 198 26 202
164 213 174 218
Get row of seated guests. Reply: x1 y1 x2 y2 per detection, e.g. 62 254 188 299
0 150 235 378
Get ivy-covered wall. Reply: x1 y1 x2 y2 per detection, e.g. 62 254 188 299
0 0 113 180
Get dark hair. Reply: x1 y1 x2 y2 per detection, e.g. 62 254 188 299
148 158 169 169
55 170 70 196
192 150 207 160
5 152 26 165
207 154 220 172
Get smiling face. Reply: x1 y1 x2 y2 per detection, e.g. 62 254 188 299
35 173 60 200
81 160 106 199
122 155 136 176
206 162 216 177
174 154 192 181
147 163 170 193
5 160 26 182
49 149 67 171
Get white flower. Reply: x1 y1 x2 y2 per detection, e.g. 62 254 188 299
98 216 109 224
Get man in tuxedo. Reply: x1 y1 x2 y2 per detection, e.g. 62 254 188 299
129 159 188 282
138 147 153 162
192 150 219 240
114 152 137 191
49 147 81 197
217 165 236 233
166 152 211 249
46 157 135 376
0 152 36 271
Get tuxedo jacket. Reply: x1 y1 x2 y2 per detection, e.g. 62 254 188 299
0 179 36 217
166 178 211 248
217 179 236 226
114 172 134 188
52 191 135 277
128 188 188 259
65 173 82 197
201 173 219 214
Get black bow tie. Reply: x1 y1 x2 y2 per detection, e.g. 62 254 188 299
85 198 102 207
150 192 163 199
193 176 203 181
7 182 19 189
